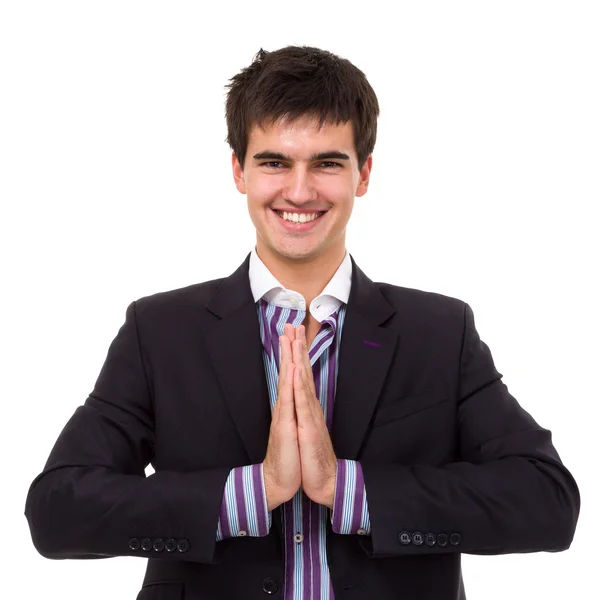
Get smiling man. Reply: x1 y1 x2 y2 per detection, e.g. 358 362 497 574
25 46 580 600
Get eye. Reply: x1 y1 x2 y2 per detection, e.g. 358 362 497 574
318 162 342 169
260 161 286 169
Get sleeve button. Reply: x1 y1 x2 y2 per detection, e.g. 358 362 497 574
128 537 140 551
398 531 412 545
165 538 177 552
450 532 462 546
177 538 190 553
141 538 152 552
152 538 165 552
412 532 424 545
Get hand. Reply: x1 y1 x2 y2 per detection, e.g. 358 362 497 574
291 324 337 509
263 327 302 511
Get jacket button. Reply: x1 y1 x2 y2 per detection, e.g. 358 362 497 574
262 577 279 594
153 538 165 552
141 538 152 552
165 538 177 552
425 533 437 547
450 532 462 546
177 538 190 553
437 533 448 547
412 532 424 545
128 537 140 551
398 531 412 545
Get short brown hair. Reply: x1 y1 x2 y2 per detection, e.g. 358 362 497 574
225 45 379 170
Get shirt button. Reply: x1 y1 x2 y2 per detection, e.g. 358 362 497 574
357 528 367 536
294 533 304 543
238 530 247 537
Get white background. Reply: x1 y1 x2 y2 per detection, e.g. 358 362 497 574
2 1 598 598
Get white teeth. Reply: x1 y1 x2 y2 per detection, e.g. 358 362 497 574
276 211 322 223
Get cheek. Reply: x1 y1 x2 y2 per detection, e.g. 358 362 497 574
247 175 280 201
321 179 355 204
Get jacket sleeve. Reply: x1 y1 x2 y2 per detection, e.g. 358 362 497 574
24 300 231 565
358 302 580 558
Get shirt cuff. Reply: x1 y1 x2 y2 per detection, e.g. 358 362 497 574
330 459 372 535
216 463 272 541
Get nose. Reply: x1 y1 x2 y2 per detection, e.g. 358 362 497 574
282 165 317 203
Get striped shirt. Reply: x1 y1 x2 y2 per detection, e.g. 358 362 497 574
215 296 372 599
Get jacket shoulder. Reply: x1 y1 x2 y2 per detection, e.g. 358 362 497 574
131 278 226 323
376 281 466 315
374 282 468 339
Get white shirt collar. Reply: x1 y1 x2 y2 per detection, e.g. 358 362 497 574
249 246 352 322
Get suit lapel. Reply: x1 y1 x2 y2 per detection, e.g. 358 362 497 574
204 253 272 466
331 255 398 458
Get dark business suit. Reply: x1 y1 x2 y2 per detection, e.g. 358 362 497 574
24 252 580 599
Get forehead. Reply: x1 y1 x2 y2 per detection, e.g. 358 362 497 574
247 116 355 156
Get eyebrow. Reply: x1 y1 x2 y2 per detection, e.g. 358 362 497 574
252 151 351 162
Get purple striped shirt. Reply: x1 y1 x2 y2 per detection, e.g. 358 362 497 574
216 299 371 598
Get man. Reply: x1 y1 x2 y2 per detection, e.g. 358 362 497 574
25 45 580 600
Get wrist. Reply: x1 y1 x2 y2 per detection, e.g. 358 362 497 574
263 464 282 511
324 477 336 509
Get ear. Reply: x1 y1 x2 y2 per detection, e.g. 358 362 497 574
232 153 247 194
355 154 373 197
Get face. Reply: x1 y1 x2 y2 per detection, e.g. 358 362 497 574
232 116 372 265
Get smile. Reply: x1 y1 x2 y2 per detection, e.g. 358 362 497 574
271 209 328 231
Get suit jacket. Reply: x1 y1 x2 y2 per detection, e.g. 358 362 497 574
24 252 580 600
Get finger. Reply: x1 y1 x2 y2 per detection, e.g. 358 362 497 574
295 326 317 397
278 326 288 369
292 338 305 376
279 325 289 367
276 336 294 412
286 327 300 363
277 335 288 383
295 326 312 373
276 363 296 428
284 323 295 342
280 331 290 363
293 357 317 426
295 336 316 401
282 361 295 413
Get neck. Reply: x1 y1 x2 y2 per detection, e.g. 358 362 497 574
256 241 346 307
